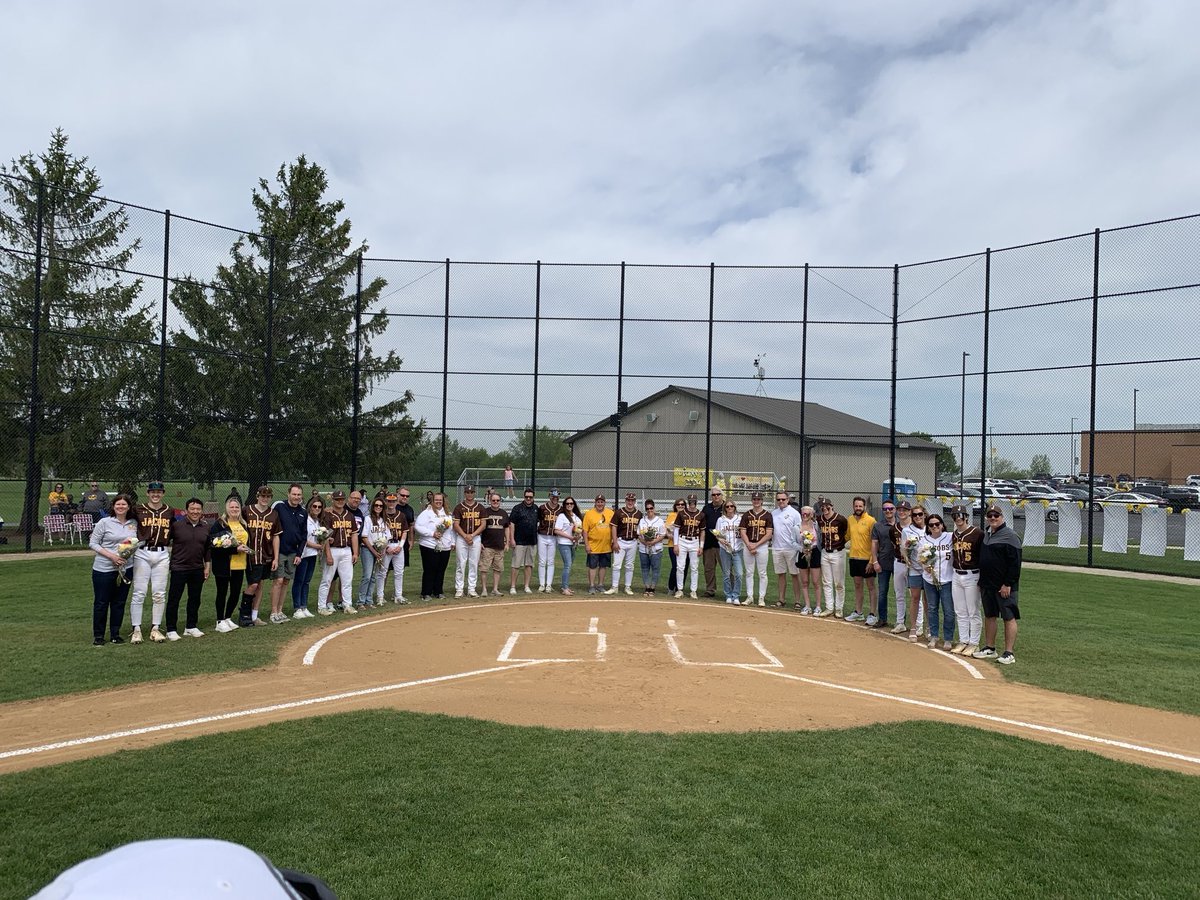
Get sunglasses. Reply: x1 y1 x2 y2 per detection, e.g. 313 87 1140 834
986 512 1002 519
311 503 324 509
912 512 925 517
883 506 895 511
399 494 409 499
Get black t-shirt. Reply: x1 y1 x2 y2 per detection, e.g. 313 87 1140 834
509 502 540 545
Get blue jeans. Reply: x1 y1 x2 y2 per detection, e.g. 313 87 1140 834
557 544 574 590
358 552 378 605
639 551 663 590
876 568 893 622
292 555 318 612
719 547 744 599
92 569 129 640
923 580 955 641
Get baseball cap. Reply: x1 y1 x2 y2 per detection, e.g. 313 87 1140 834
256 485 273 496
897 500 912 510
951 505 968 519
595 494 605 501
463 485 476 493
751 492 763 500
625 492 637 500
549 488 560 497
385 492 398 501
687 493 698 501
986 505 1003 516
147 481 165 491
331 490 346 500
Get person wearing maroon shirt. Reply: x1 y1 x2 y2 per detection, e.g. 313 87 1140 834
672 495 705 599
164 498 211 640
130 481 174 643
316 490 360 615
605 493 643 595
478 492 512 597
240 486 281 627
739 493 774 606
814 499 849 618
453 486 486 598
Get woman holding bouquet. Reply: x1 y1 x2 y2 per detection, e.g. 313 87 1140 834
917 514 956 649
88 493 139 645
208 495 250 633
637 499 666 596
415 492 454 600
553 496 583 594
357 498 387 607
716 500 744 604
665 499 685 593
291 497 325 618
795 505 822 613
900 505 929 638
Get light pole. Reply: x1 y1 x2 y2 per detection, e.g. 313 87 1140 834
1070 416 1077 479
960 351 969 491
1132 388 1139 482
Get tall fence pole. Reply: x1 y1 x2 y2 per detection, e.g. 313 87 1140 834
531 261 541 493
613 262 625 500
21 179 46 552
350 254 363 489
703 263 715 489
887 264 899 501
156 210 170 480
1086 229 1101 566
798 264 810 502
439 259 450 493
259 236 276 490
979 249 991 516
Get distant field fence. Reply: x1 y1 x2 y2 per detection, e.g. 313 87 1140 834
3 171 1200 572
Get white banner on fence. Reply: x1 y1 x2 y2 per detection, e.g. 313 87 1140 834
1102 505 1130 553
1057 502 1082 548
1139 507 1167 557
925 496 944 518
1185 510 1200 562
1022 502 1046 546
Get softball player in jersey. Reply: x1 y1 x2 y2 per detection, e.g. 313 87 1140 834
131 481 172 643
536 492 562 592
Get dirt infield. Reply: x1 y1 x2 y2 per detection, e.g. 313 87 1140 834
1 598 1197 775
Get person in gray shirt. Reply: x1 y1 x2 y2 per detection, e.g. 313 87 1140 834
869 499 899 628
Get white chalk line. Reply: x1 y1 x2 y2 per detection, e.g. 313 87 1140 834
880 629 985 679
588 617 599 633
497 629 607 663
663 633 783 669
0 661 546 762
745 667 1200 767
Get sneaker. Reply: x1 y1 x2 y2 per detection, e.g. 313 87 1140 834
997 651 1016 665
455 591 464 599
524 586 532 594
510 588 517 595
130 627 143 644
397 597 408 604
215 620 231 633
813 609 832 618
226 619 240 630
150 627 167 643
302 608 316 619
726 598 734 604
690 591 698 599
928 637 938 649
420 596 429 602
756 599 765 607
603 588 617 595
166 631 181 641
468 590 479 598
800 606 812 615
184 627 204 638
292 610 307 620
908 633 920 643
972 647 998 660
342 604 358 614
93 637 105 646
962 644 978 657
317 607 333 616
110 634 125 644
951 642 967 654
834 610 844 619
480 589 490 597
731 598 741 605
891 623 908 634
624 587 634 596
675 591 683 598
846 611 863 622
865 614 879 626
562 588 574 595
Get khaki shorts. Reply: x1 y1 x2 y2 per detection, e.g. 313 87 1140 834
273 555 298 581
772 549 800 575
480 547 505 574
512 544 536 567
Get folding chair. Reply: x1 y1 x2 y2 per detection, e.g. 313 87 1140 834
42 514 69 545
72 513 95 546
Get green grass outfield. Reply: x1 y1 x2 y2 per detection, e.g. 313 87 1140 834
2 556 1198 713
2 558 1198 897
1 712 1197 899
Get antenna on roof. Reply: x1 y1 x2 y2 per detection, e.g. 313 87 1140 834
753 353 767 397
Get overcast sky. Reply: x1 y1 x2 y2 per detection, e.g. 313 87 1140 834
8 0 1198 472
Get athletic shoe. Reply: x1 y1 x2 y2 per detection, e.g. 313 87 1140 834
846 611 864 622
525 586 532 594
93 637 105 646
420 596 429 602
603 588 617 595
624 587 634 596
226 619 240 630
166 630 181 641
562 588 574 595
435 595 445 600
908 633 920 642
997 652 1016 665
184 627 204 638
130 627 143 644
397 597 408 604
468 590 479 598
479 589 489 597
800 607 812 615
962 644 978 657
110 635 125 644
834 610 844 619
690 591 698 599
292 610 307 621
455 591 464 599
756 599 765 607
813 609 832 618
675 591 683 598
891 623 907 634
951 642 967 654
928 637 938 649
150 627 167 643
972 647 998 660
317 608 334 617
342 604 358 614
215 620 231 633
731 598 741 605
865 614 878 626
510 588 517 595
302 609 316 619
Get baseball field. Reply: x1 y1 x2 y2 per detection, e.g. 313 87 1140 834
0 555 1197 898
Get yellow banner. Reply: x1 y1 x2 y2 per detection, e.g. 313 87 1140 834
672 467 714 489
726 473 778 494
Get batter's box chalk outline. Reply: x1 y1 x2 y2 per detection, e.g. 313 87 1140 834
497 631 608 663
664 633 783 668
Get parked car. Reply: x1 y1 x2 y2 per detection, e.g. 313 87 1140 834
1187 475 1200 487
1021 486 1072 521
1095 492 1168 513
1162 486 1200 509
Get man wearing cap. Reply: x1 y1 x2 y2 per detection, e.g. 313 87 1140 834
130 481 173 643
973 506 1022 664
478 492 512 597
453 486 486 598
739 492 774 605
770 490 803 608
814 498 849 618
672 494 705 599
395 487 416 569
700 487 726 598
508 487 540 594
950 506 984 655
606 493 643 595
582 494 614 594
240 486 281 627
536 489 563 592
376 492 410 604
316 490 359 615
845 497 877 623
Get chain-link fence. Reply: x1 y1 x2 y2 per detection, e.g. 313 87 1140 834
2 171 1198 572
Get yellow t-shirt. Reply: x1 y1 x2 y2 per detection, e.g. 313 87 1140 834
582 508 614 553
48 491 68 507
665 511 677 548
229 521 249 571
847 512 876 559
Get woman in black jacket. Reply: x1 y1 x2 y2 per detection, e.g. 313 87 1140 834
209 495 251 633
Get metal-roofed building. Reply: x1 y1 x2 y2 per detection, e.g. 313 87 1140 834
564 385 940 510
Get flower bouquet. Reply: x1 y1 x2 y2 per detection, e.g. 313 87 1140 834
640 524 658 542
572 523 583 543
372 535 389 554
434 516 453 539
800 529 816 563
917 542 940 587
115 537 141 584
212 533 235 550
902 535 920 564
312 525 332 544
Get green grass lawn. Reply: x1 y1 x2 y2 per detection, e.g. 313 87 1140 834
1024 543 1200 579
2 557 1199 716
2 711 1198 900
